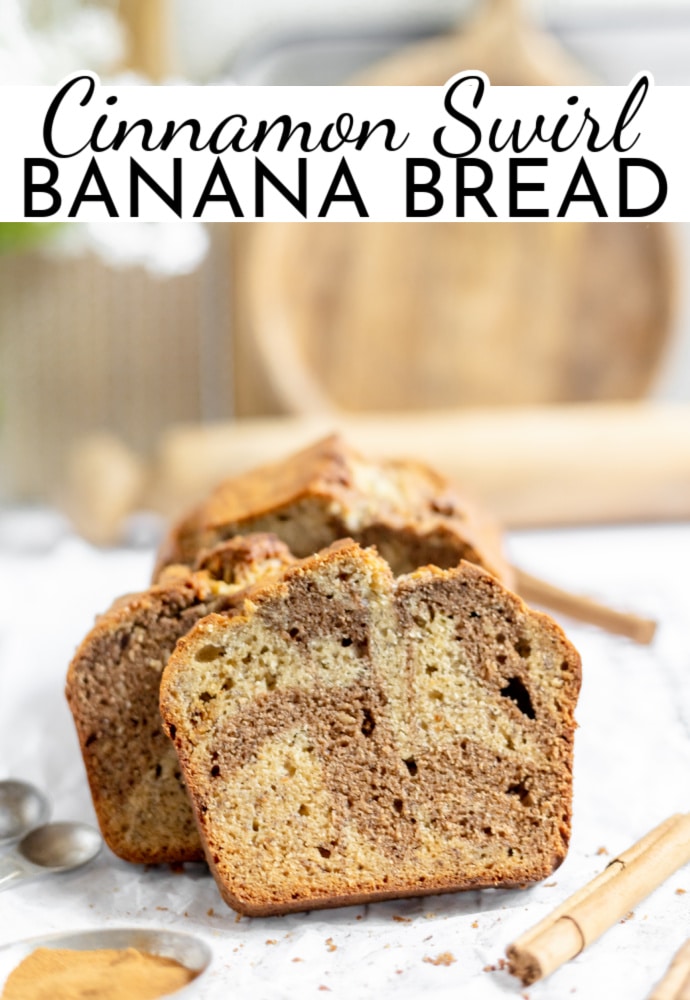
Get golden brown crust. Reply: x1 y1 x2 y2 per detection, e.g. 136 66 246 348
65 534 295 864
153 435 512 586
161 541 580 915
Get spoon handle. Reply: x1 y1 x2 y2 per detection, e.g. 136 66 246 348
0 853 38 892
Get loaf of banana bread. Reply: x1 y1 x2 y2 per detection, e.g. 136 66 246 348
153 434 511 586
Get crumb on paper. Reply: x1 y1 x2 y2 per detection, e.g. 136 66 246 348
156 906 168 912
318 987 331 992
396 970 403 975
471 921 479 929
393 915 411 923
235 914 243 923
543 882 557 888
423 952 456 967
356 914 363 921
424 912 436 920
620 911 635 923
266 939 277 945
482 958 510 972
183 911 189 918
596 846 608 856
325 938 337 952
207 908 215 917
676 888 686 895
292 958 303 963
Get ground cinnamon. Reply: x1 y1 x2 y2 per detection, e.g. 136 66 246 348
1 946 196 1000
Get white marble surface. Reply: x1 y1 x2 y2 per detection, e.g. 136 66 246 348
0 517 689 999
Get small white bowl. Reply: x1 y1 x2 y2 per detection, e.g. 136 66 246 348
0 926 212 998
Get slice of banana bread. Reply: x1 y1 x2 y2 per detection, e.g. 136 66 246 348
153 434 511 586
66 535 294 864
160 540 580 916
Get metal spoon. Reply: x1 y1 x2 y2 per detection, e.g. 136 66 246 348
0 821 102 892
0 780 50 846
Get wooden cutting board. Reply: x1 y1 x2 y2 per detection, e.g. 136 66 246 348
239 1 677 416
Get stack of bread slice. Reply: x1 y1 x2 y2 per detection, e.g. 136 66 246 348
66 436 580 914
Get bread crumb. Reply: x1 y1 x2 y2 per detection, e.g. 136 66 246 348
483 965 496 973
266 939 277 945
596 846 608 856
292 958 303 963
676 888 686 895
471 921 479 929
207 908 215 917
235 914 243 924
498 958 507 971
318 987 331 992
620 911 635 923
393 916 412 923
423 952 456 967
424 913 436 920
356 915 363 921
325 938 337 952
395 970 403 975
156 906 168 911
543 882 557 888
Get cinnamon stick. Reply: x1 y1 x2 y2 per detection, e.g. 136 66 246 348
507 814 690 985
649 939 690 1000
514 567 657 645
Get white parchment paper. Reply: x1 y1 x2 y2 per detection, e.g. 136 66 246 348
0 519 688 999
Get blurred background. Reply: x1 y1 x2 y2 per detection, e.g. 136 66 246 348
1 0 689 545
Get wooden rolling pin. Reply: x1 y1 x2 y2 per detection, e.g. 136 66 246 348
149 402 690 527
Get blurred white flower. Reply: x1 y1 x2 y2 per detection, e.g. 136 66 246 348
55 220 210 276
0 0 124 84
1 2 209 277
